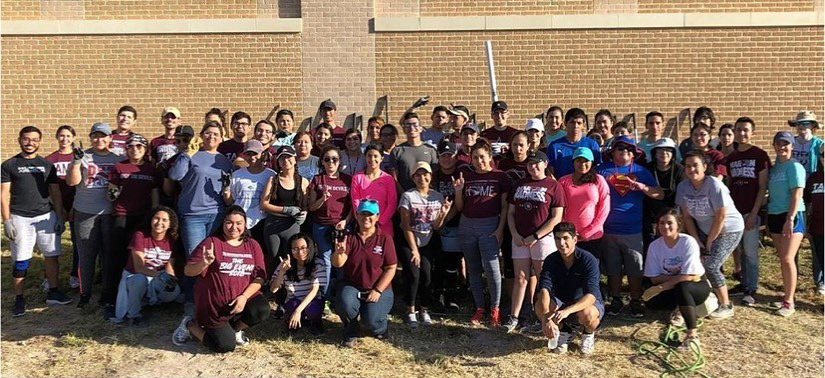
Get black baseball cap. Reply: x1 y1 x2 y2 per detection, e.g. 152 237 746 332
319 99 336 111
437 140 458 156
526 150 549 164
491 101 508 112
174 125 194 137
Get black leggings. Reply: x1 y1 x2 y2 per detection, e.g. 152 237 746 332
436 251 463 303
264 215 301 273
646 279 711 330
202 294 270 353
399 242 435 308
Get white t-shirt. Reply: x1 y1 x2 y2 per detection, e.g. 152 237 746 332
644 234 705 277
229 167 276 228
398 189 445 247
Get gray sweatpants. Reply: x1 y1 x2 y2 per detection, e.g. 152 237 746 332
74 211 113 298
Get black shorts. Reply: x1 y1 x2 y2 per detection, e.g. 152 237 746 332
767 212 805 234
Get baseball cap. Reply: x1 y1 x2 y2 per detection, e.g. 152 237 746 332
491 101 508 112
90 122 112 136
276 145 297 158
525 118 544 132
571 147 594 162
411 161 433 178
650 137 677 153
126 133 148 147
461 123 479 134
174 125 194 137
449 108 470 120
243 140 264 155
607 135 642 156
788 111 818 128
773 131 795 145
319 99 336 111
437 140 458 156
161 107 181 118
526 150 549 164
357 198 380 215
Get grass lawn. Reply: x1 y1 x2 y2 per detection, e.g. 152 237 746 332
1 232 822 377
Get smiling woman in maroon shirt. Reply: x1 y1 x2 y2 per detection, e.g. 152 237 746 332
172 205 270 353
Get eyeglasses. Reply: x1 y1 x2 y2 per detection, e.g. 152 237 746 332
126 144 145 149
234 122 250 126
243 151 259 156
403 123 422 129
794 121 815 127
323 157 339 163
291 246 309 253
20 137 41 143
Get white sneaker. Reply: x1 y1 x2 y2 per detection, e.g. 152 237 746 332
817 285 825 296
69 276 80 289
235 331 249 347
776 302 795 317
580 333 596 355
679 335 700 351
741 294 756 306
172 315 192 346
708 304 734 320
418 311 433 326
404 313 419 328
669 310 685 327
548 331 573 354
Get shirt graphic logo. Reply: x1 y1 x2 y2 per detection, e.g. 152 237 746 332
607 173 637 197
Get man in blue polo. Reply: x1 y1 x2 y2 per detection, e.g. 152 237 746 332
547 108 602 177
535 222 604 355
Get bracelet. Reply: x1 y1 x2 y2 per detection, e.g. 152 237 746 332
373 288 383 294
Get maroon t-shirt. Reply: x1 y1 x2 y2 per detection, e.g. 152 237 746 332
704 149 727 177
331 126 347 150
461 168 511 218
508 177 566 237
342 228 398 291
456 149 497 170
309 173 352 225
110 132 132 156
190 236 266 329
498 156 529 183
725 146 771 214
125 229 175 273
480 126 518 157
45 151 76 213
109 160 158 216
150 135 178 165
218 139 245 163
804 170 823 236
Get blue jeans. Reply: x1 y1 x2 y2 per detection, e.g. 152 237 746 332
738 213 762 293
179 212 221 308
312 223 341 299
114 270 180 321
459 215 502 309
335 283 394 338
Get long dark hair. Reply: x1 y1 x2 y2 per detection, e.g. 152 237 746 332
573 156 597 184
286 233 317 282
213 205 251 241
143 206 179 240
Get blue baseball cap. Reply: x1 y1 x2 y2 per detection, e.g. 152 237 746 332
357 199 380 215
572 147 594 162
90 122 112 136
773 131 794 145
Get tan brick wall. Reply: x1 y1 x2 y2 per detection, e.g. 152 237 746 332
1 0 302 20
1 34 303 157
637 0 814 13
375 27 824 151
418 0 592 16
1 0 41 20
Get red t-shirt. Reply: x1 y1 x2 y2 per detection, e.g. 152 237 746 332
218 139 245 163
508 177 566 237
498 156 529 183
125 229 175 273
725 146 771 214
342 228 398 291
45 151 76 213
109 160 159 216
190 236 266 329
110 132 132 156
480 126 518 157
460 168 511 218
150 135 178 165
309 173 352 225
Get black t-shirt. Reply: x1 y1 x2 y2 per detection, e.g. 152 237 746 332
643 161 684 221
1 154 58 217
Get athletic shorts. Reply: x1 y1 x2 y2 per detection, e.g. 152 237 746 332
9 211 60 261
511 234 556 261
601 233 644 277
767 212 805 234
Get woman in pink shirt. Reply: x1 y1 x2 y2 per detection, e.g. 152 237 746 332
558 147 611 259
350 145 398 238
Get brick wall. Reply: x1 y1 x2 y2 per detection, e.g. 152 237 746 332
637 0 815 13
375 27 824 151
1 34 303 157
1 0 302 20
417 0 592 16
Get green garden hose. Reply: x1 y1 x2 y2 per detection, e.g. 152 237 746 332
632 320 712 378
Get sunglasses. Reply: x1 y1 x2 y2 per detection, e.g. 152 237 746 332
126 144 145 149
794 121 815 127
323 157 339 163
615 145 633 152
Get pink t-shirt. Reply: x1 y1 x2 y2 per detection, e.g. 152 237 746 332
558 174 611 241
350 171 398 237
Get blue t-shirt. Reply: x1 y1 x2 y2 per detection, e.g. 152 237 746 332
168 151 233 215
538 247 603 305
767 159 806 215
547 137 602 178
597 161 657 234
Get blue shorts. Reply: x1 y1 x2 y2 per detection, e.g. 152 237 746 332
553 296 605 321
767 212 805 234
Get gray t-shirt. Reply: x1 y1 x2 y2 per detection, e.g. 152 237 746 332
73 150 122 215
296 155 319 180
389 142 439 191
398 189 445 247
676 176 744 235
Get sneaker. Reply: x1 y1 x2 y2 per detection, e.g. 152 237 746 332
580 332 596 355
732 270 743 282
172 315 193 346
130 316 148 328
522 321 543 335
629 299 645 318
503 315 520 333
446 300 460 312
549 331 573 354
342 337 358 348
323 301 332 316
776 302 795 317
419 311 433 326
679 335 700 351
77 294 91 309
741 292 756 306
768 301 783 310
606 297 623 316
46 289 73 305
101 304 116 321
709 303 734 320
404 313 419 328
235 331 249 347
69 276 80 289
490 307 501 327
817 285 825 296
42 278 50 293
273 305 285 319
12 296 25 318
374 329 389 340
469 308 485 325
669 310 685 327
727 284 746 297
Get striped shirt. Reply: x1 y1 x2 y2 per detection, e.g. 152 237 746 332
274 259 326 301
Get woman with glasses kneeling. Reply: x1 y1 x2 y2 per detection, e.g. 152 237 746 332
172 205 270 353
332 199 397 347
643 208 711 349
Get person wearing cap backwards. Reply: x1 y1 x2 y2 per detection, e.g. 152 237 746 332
222 140 276 249
398 162 452 328
151 107 182 165
767 131 808 317
543 106 566 146
724 117 771 306
260 145 310 270
218 111 252 164
431 139 465 310
642 137 684 254
319 99 347 149
2 126 72 317
66 122 124 308
481 101 519 159
422 106 451 148
547 108 602 178
503 150 566 333
110 105 137 156
596 136 663 318
789 111 823 178
390 112 439 192
525 119 545 152
104 133 160 316
332 199 398 347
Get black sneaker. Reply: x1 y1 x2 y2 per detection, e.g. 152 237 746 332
12 296 26 318
46 289 73 305
732 270 743 282
606 297 623 316
342 337 358 348
374 329 389 341
503 315 520 333
728 284 746 297
273 305 285 319
130 316 149 328
630 299 645 318
102 304 116 321
77 294 91 309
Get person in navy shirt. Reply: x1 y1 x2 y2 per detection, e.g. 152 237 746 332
535 222 603 355
547 108 602 178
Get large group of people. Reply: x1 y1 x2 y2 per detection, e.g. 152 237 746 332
2 98 822 355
